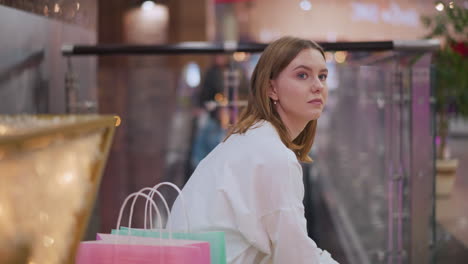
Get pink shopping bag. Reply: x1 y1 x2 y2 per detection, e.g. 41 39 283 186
95 233 211 264
76 240 203 264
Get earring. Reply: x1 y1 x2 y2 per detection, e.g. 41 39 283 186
273 100 277 105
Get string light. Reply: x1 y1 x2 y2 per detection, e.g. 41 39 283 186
233 52 247 62
334 51 347 64
114 116 121 127
435 2 445 12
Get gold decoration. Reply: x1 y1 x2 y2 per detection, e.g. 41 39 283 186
0 115 116 264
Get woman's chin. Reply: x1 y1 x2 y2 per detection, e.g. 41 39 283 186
306 111 322 121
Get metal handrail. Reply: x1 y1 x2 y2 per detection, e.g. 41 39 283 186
62 40 440 56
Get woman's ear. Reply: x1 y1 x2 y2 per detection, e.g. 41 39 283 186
268 79 279 101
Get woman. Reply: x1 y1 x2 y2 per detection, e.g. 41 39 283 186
168 36 338 264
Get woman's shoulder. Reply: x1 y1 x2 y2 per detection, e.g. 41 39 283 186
222 121 297 165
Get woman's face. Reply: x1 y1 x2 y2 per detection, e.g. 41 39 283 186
269 48 328 125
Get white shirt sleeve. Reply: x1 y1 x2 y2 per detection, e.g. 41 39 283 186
261 208 339 264
249 150 340 264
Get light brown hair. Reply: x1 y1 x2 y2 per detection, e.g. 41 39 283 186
224 36 325 163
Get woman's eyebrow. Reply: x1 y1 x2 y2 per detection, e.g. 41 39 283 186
293 65 328 73
293 65 312 71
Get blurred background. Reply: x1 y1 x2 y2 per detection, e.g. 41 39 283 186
0 0 467 263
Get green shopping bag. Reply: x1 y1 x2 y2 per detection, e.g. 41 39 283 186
113 227 226 264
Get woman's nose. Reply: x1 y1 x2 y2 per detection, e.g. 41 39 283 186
311 77 324 92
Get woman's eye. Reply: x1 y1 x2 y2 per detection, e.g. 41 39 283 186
319 74 328 81
297 73 308 79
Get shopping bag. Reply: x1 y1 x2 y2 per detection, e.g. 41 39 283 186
130 182 226 264
95 233 211 264
113 227 226 264
77 240 203 264
76 192 211 264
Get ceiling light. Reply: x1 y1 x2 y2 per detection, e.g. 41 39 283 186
142 1 156 11
300 0 312 11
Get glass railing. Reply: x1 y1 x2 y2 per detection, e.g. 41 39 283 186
311 50 435 264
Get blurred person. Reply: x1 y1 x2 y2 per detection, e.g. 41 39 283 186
190 55 249 169
198 54 228 106
198 54 249 108
189 55 229 171
190 106 228 167
169 36 338 264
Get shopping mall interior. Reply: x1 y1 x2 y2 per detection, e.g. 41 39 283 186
0 0 467 263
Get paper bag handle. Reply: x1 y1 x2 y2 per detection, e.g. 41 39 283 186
116 192 162 236
146 182 191 233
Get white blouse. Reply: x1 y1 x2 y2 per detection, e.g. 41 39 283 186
168 120 339 264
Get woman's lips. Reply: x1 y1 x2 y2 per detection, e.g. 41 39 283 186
308 99 323 105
